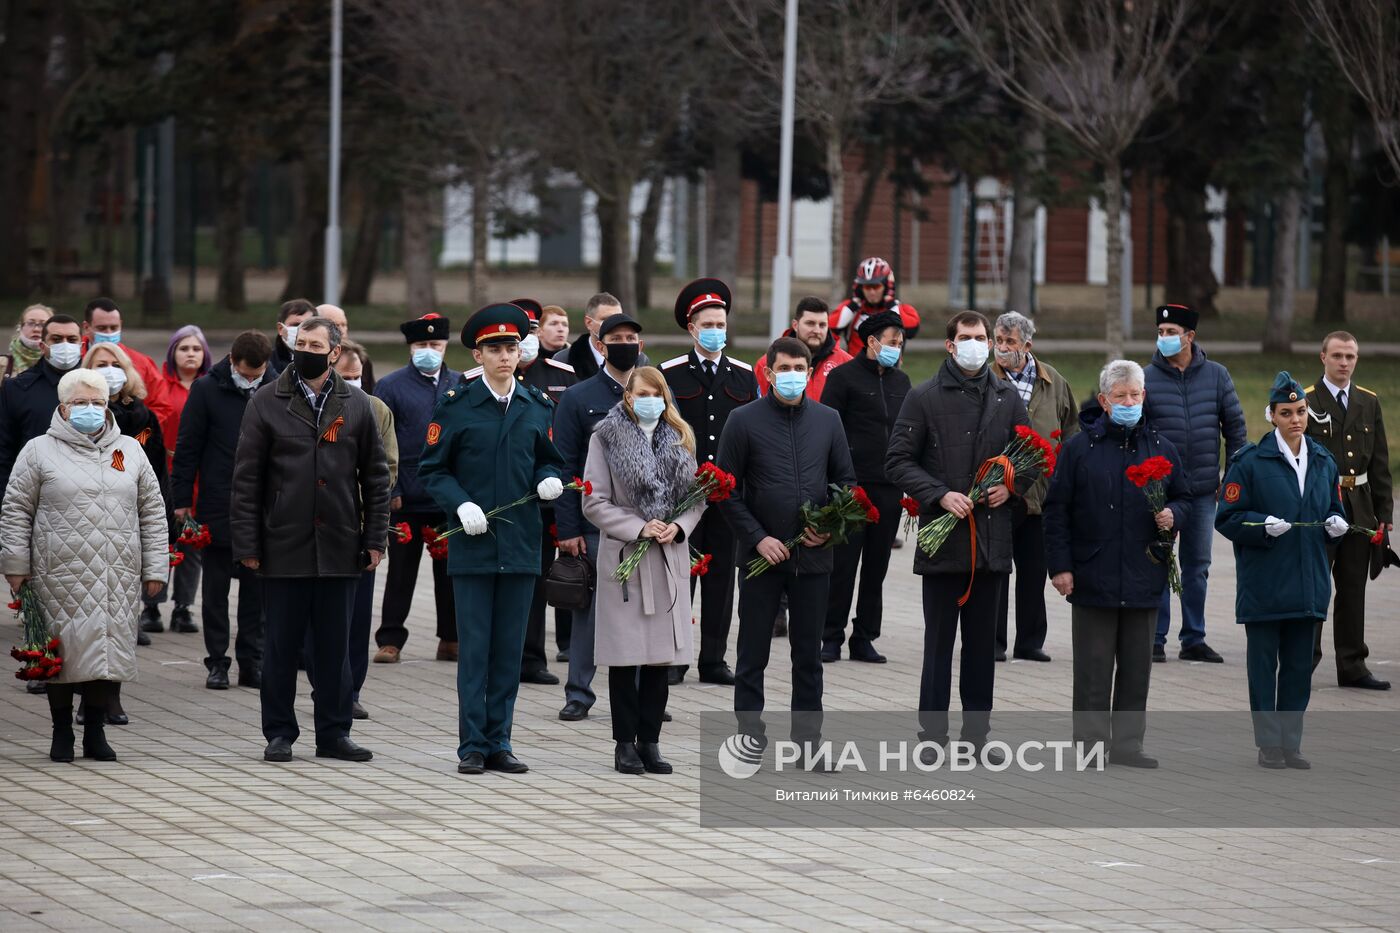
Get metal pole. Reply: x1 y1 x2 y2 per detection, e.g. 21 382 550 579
965 182 977 311
769 0 798 339
1144 168 1155 314
323 0 343 304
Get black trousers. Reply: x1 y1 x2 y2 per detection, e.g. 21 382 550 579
689 507 739 668
201 545 263 672
262 577 356 746
734 570 828 741
824 482 902 646
377 510 457 650
609 665 670 743
1314 530 1374 683
523 509 565 674
1071 605 1156 754
350 568 375 699
996 507 1049 654
918 572 1004 742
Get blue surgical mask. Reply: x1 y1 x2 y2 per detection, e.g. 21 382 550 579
876 344 901 368
632 396 666 424
1157 334 1183 357
412 347 443 374
92 331 122 345
954 339 989 371
773 371 808 401
68 404 106 434
697 328 727 353
1110 403 1143 427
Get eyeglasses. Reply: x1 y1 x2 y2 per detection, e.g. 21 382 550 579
68 400 109 410
20 319 47 331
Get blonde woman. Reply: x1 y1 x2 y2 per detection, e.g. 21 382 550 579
582 366 705 775
3 304 54 379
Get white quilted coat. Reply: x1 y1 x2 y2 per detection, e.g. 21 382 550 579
1 410 169 683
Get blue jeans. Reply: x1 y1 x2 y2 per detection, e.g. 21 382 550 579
1156 493 1215 649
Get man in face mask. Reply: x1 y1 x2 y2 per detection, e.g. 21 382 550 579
371 313 460 667
0 314 85 496
885 311 1037 763
551 312 645 722
271 299 316 375
553 293 650 379
81 298 173 425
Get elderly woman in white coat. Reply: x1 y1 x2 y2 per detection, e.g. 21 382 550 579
582 366 705 775
1 369 168 763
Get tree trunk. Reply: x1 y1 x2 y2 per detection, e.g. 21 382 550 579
280 159 327 303
402 185 438 315
845 141 885 277
596 196 618 296
826 130 846 303
1101 159 1126 359
603 176 636 312
1006 124 1043 316
214 154 247 313
1163 172 1220 318
634 170 665 311
1264 185 1302 353
0 0 53 297
708 141 742 288
342 177 388 305
469 162 489 307
1315 108 1354 323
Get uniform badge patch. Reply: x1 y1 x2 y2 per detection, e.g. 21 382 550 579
426 422 442 446
111 451 125 472
1223 482 1241 503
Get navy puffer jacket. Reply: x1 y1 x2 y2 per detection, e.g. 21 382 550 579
1043 401 1192 608
1143 345 1247 497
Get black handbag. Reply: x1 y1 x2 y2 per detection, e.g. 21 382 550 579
545 553 595 611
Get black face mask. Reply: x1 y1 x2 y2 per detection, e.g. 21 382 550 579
294 349 331 379
604 343 640 371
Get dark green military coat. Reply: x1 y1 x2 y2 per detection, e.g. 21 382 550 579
417 376 564 576
1305 379 1393 530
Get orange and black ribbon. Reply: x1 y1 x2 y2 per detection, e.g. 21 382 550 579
958 455 1015 608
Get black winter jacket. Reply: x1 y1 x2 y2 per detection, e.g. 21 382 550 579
884 358 1034 575
819 353 911 485
0 358 65 491
171 358 256 547
111 398 173 538
716 392 856 575
1042 402 1191 608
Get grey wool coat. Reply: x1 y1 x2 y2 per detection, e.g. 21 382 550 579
0 410 169 683
582 408 705 667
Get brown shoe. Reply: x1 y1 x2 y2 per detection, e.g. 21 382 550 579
373 646 400 664
436 640 459 662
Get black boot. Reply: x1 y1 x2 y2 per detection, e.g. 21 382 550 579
206 658 231 690
49 706 74 762
614 741 645 774
636 742 672 774
170 604 198 633
106 684 129 725
82 712 117 761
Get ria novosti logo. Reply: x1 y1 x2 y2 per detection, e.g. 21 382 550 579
717 735 1109 777
717 734 766 779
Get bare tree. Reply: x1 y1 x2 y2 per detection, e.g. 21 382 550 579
940 0 1212 356
1302 0 1400 179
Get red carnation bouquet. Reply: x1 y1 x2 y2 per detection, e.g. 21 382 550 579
176 515 212 549
10 582 62 681
614 463 735 584
426 477 592 555
900 496 920 540
745 484 878 578
689 546 713 577
169 545 185 566
1126 455 1182 595
392 522 413 544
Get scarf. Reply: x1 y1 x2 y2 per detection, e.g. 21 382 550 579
593 404 696 522
8 335 44 374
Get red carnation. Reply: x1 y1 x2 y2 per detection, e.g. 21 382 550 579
1015 425 1035 440
393 522 413 544
1050 429 1062 440
1370 527 1385 545
900 496 919 517
6 599 18 611
865 507 880 523
421 525 439 543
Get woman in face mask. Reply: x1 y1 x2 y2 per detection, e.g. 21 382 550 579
0 369 169 764
2 304 54 380
580 366 706 776
84 344 174 716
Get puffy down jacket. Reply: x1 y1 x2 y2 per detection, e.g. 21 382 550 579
1143 345 1248 497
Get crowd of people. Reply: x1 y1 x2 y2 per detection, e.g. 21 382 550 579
1 259 1391 773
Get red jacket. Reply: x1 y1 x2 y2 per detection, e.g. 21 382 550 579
754 330 852 401
158 365 193 461
829 299 921 357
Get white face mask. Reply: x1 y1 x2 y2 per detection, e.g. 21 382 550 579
344 377 363 389
953 339 989 371
518 333 540 365
48 342 82 370
98 366 128 395
282 324 299 350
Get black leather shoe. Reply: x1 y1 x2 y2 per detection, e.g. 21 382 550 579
170 605 198 633
848 639 886 663
264 737 294 762
968 742 1005 767
637 742 672 774
486 750 528 773
520 668 560 685
137 629 151 647
1283 749 1311 769
698 663 736 685
1110 750 1159 769
1342 674 1391 690
994 650 1007 662
1014 648 1052 662
1258 746 1286 769
458 752 485 774
237 667 261 689
139 606 163 633
558 701 589 721
1179 643 1224 663
351 701 369 720
667 666 686 685
105 708 129 727
820 642 841 663
315 736 373 761
555 649 569 663
1152 645 1166 663
615 741 645 774
206 666 230 690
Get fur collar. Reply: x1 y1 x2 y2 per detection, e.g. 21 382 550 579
593 404 696 521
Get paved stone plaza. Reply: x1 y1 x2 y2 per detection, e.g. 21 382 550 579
2 534 1398 931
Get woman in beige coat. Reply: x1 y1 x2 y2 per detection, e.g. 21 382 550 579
1 369 169 762
582 366 705 775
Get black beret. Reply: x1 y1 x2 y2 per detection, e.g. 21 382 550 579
673 277 731 330
400 313 450 343
597 313 643 340
857 310 904 341
1155 303 1199 331
461 303 530 350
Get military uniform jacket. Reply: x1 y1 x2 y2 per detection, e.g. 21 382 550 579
465 357 578 405
1305 380 1392 531
661 349 758 465
417 377 564 576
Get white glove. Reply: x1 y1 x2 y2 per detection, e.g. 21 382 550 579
537 477 564 501
1263 515 1292 538
457 502 489 536
1325 515 1350 539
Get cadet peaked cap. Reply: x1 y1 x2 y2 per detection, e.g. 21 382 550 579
462 303 530 349
400 313 451 343
509 298 543 328
673 277 732 330
1155 303 1199 331
1269 371 1307 406
857 310 904 341
597 313 643 340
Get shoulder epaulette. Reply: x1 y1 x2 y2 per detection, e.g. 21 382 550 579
660 355 689 369
544 358 575 373
1354 385 1377 397
729 358 753 372
1227 441 1257 465
524 381 552 406
462 366 484 381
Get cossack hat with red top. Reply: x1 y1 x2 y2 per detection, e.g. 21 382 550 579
461 303 530 349
673 278 732 330
400 313 451 343
1155 303 1199 331
509 298 543 331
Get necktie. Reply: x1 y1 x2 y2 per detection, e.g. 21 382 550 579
1338 389 1347 412
498 397 509 415
704 361 716 379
